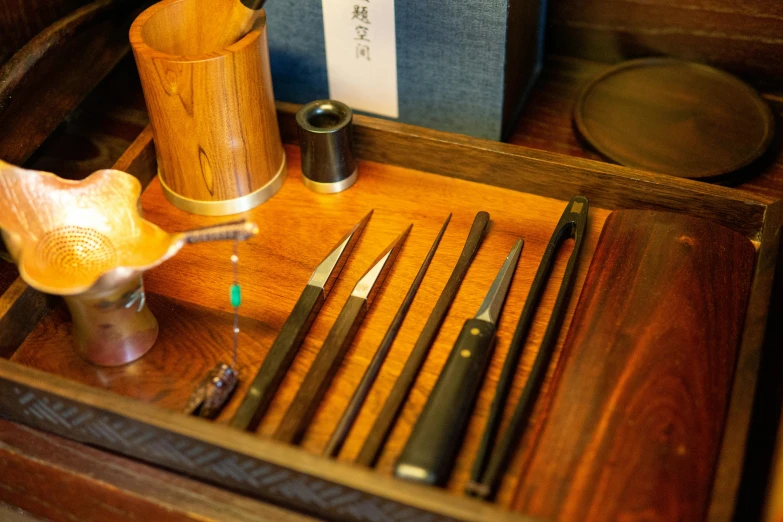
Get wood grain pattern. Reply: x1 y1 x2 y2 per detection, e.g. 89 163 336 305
512 209 757 521
11 144 611 509
12 293 276 413
130 0 284 205
547 0 783 89
0 279 49 360
275 102 774 241
0 420 316 522
711 200 783 522
508 56 783 200
0 0 136 165
573 58 775 179
1 58 779 517
0 0 93 66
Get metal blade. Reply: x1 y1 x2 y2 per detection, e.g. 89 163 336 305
474 239 523 324
351 224 412 304
307 210 373 293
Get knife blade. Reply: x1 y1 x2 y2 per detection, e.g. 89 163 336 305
230 210 372 431
274 224 412 444
395 239 523 485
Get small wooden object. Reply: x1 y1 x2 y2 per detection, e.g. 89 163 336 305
130 0 285 215
574 58 775 180
513 209 757 521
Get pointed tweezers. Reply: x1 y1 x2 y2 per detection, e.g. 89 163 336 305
466 196 589 500
230 211 373 431
274 225 412 444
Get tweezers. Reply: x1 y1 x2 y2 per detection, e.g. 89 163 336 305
466 196 589 500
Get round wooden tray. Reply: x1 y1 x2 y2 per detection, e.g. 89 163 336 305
573 58 775 179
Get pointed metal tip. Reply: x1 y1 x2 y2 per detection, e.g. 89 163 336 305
474 238 524 324
349 209 374 236
352 224 412 303
510 238 524 256
308 211 374 292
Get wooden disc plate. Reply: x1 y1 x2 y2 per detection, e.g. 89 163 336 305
574 58 775 179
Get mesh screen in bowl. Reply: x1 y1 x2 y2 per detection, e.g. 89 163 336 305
34 226 118 280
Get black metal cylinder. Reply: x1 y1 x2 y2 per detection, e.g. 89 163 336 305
296 100 357 194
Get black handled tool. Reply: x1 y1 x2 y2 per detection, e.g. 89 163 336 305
356 211 490 467
274 225 412 444
466 196 589 500
324 215 451 457
230 211 372 431
394 239 523 486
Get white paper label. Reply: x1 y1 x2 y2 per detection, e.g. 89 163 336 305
321 0 399 118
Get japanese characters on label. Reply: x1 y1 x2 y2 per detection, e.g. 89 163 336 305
322 0 399 118
352 2 371 61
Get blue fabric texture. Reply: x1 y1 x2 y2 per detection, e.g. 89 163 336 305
265 1 540 140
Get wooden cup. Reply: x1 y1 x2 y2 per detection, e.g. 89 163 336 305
130 0 285 216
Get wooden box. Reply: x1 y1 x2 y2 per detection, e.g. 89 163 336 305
0 103 780 521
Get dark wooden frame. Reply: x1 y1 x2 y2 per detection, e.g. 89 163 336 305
0 103 780 522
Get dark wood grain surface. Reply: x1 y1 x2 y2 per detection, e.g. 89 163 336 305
547 0 783 89
0 419 316 522
0 0 93 65
0 0 139 166
573 58 775 179
510 56 783 200
511 209 757 521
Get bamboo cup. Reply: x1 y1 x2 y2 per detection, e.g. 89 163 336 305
130 0 285 215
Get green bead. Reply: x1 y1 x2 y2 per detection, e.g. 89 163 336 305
230 284 241 307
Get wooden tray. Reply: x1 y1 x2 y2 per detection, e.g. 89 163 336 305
1 103 780 522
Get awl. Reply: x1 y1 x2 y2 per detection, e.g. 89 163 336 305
230 210 372 431
274 224 412 444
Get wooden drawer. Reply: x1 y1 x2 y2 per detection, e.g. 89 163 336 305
1 103 780 521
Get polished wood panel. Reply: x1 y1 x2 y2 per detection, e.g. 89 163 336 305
547 0 783 89
710 200 783 522
11 144 611 509
511 210 756 521
130 0 284 205
0 420 316 522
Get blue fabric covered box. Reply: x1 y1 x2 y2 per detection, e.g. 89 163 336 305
264 0 546 141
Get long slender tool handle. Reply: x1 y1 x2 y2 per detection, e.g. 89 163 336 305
357 211 490 467
395 319 496 485
230 285 324 430
275 225 411 443
274 295 368 443
230 211 372 431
